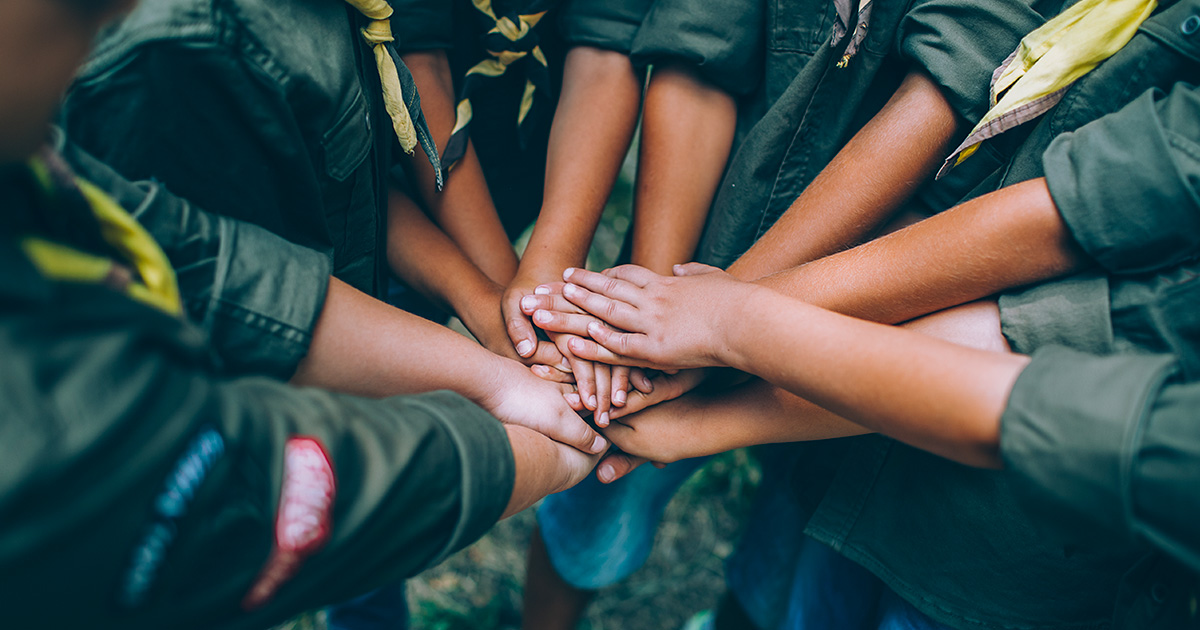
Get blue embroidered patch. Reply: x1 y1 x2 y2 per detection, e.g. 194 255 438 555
118 426 224 608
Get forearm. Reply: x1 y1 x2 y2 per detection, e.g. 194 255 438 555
386 184 502 321
631 65 737 274
759 177 1088 324
729 70 960 281
502 425 579 518
724 289 1028 467
607 379 868 463
401 50 518 284
291 276 507 405
523 46 642 276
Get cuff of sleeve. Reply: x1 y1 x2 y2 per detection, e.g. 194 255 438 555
205 217 331 379
1001 346 1177 541
899 0 1044 123
423 391 515 565
1044 87 1200 275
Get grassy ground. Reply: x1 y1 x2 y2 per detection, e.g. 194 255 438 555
273 139 763 630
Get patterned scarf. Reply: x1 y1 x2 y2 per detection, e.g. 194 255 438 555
442 0 556 171
21 148 182 316
832 0 874 67
938 0 1157 178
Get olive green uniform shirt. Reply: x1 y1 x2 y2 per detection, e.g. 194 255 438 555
0 143 515 629
62 0 438 298
697 0 1200 627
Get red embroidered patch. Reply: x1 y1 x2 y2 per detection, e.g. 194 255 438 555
242 437 336 610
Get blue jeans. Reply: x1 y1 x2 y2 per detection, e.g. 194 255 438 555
539 446 952 630
326 582 408 630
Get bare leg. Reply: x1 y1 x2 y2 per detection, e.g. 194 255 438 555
632 65 737 274
401 50 518 285
522 523 595 630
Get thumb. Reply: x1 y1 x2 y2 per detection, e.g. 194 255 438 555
672 262 721 277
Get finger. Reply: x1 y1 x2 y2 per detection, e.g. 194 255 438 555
630 368 654 394
586 321 652 364
519 293 584 317
609 369 698 421
611 366 630 407
601 264 660 287
503 294 539 358
535 282 565 295
594 364 611 427
563 267 644 303
556 335 597 411
563 391 585 412
528 340 570 372
531 364 575 384
566 334 653 369
532 309 606 337
672 262 722 277
562 283 640 331
545 411 608 455
595 452 649 484
652 461 668 469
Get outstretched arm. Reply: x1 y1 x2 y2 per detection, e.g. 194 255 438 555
728 70 960 281
292 276 605 456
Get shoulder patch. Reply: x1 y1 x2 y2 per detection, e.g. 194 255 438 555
242 437 336 610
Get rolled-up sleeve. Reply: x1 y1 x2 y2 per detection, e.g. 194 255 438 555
898 0 1044 123
1043 84 1200 275
62 140 331 380
1001 346 1200 571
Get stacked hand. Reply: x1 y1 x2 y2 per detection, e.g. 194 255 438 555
512 263 763 483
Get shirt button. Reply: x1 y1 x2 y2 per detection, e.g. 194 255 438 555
1151 582 1169 604
1182 15 1200 35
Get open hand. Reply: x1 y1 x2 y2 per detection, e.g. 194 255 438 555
560 264 761 370
479 359 608 455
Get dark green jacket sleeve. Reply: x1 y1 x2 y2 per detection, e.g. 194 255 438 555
0 268 514 630
59 138 331 381
1000 346 1200 572
1043 83 1200 275
897 0 1045 123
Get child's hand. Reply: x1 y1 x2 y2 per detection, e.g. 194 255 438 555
480 360 608 455
501 273 560 361
548 331 618 427
561 264 760 370
460 282 570 373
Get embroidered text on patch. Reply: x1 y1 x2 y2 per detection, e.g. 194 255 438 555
242 437 336 610
118 427 225 608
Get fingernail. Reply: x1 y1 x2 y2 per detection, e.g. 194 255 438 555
532 365 548 376
598 463 615 483
569 338 585 353
588 395 597 409
614 390 626 405
521 296 537 311
563 268 576 281
587 322 603 336
535 285 551 295
516 340 533 356
566 393 581 406
598 411 609 427
534 310 551 324
591 435 607 454
563 284 579 297
559 358 572 372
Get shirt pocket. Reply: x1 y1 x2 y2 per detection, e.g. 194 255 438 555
319 89 379 291
769 0 835 54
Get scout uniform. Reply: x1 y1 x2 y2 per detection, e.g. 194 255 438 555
1000 346 1200 628
559 0 765 98
0 138 514 629
535 0 1052 612
701 0 1200 627
60 0 442 299
387 0 571 239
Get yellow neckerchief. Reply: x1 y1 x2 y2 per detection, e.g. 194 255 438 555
20 157 183 316
442 0 551 170
938 0 1157 178
344 0 419 154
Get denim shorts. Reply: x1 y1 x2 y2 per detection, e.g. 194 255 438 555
537 455 711 589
